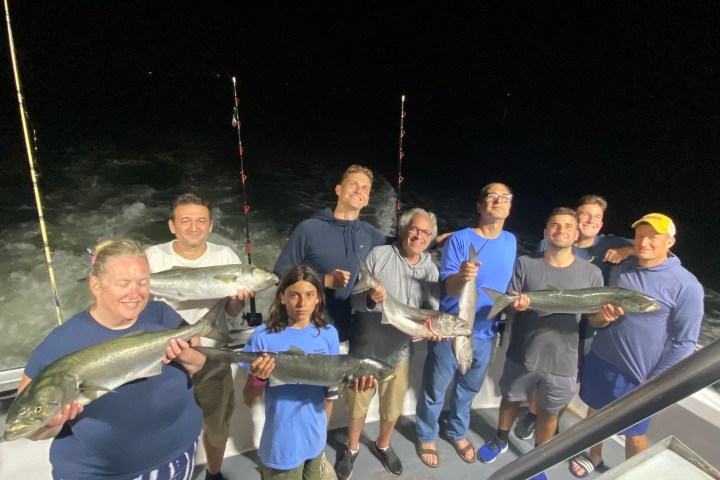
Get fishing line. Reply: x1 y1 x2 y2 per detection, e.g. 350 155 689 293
231 77 262 325
4 0 63 325
395 94 406 236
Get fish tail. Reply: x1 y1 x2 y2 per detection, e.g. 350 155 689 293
482 287 514 320
352 255 379 293
198 297 232 344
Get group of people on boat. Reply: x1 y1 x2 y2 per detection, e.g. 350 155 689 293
19 164 704 480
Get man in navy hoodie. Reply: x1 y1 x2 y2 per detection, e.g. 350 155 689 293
274 165 386 347
569 213 704 478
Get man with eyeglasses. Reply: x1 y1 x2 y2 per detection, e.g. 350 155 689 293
335 208 440 479
415 183 517 467
514 195 633 442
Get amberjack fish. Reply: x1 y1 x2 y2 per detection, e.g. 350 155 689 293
196 346 396 389
453 243 479 374
150 264 278 301
4 299 231 441
483 286 662 320
352 258 472 340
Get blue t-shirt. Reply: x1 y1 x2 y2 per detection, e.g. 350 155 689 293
24 302 202 479
592 256 704 382
244 323 340 470
440 228 517 339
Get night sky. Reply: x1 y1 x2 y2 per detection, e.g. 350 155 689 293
2 1 719 288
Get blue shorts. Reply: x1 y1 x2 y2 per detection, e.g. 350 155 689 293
580 351 650 437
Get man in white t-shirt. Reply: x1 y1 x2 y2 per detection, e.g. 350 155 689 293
146 193 254 480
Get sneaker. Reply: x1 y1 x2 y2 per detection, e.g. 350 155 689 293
373 443 403 476
514 414 536 440
531 471 547 480
335 448 359 480
205 472 227 480
478 439 508 464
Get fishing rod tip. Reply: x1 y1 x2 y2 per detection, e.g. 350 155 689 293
401 95 406 101
232 76 237 84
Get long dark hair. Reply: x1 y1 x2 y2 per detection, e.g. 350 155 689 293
266 265 328 333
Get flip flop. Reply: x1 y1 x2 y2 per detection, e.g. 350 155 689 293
415 444 440 468
448 438 476 464
568 453 605 478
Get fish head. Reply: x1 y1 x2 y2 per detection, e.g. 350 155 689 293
4 378 72 441
432 313 472 337
621 293 663 313
360 358 396 383
246 266 279 291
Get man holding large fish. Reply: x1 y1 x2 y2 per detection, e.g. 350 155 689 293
7 240 209 479
415 183 517 467
146 193 274 480
478 208 624 480
333 208 453 479
571 213 704 477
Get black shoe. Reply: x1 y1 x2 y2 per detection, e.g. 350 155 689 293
205 472 227 480
514 414 536 440
373 443 403 476
335 448 359 480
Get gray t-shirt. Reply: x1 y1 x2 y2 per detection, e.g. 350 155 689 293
350 243 440 366
506 255 603 377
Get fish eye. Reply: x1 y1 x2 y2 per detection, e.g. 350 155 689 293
34 406 42 413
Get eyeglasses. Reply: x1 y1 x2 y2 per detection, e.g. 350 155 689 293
485 193 513 203
407 226 432 238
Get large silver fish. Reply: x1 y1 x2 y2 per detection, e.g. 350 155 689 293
453 243 479 374
195 346 396 389
4 299 230 441
483 286 662 320
150 264 278 301
352 258 472 340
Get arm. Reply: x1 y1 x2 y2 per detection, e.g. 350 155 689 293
163 338 206 376
17 375 84 441
243 354 275 407
650 283 704 377
603 245 634 264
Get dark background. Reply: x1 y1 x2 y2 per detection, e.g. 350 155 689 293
1 1 719 289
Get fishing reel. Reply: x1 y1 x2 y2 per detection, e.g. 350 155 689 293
242 297 263 327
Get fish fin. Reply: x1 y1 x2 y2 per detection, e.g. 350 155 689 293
199 298 232 344
545 285 560 291
469 243 478 262
213 275 239 284
76 276 88 283
411 337 424 342
267 377 285 388
380 312 391 324
536 310 553 317
78 383 115 400
288 346 307 355
482 287 516 320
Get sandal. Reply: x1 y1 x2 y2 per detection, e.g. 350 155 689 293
415 444 440 468
569 453 605 478
448 437 476 464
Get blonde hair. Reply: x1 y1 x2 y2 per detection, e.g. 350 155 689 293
90 239 147 278
340 165 374 183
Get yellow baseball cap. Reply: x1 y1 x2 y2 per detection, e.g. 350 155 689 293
631 213 676 237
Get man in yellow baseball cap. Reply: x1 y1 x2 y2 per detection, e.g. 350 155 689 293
631 213 677 237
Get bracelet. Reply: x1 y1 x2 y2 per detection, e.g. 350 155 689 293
252 375 268 387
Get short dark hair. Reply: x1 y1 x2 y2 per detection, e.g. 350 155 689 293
170 193 211 220
478 182 512 202
547 207 578 225
576 194 607 212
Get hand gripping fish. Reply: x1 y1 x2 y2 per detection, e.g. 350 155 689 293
352 257 472 341
196 346 396 390
482 286 662 320
452 243 479 374
4 299 232 441
150 264 278 301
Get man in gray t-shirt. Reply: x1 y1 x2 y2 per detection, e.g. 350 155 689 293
478 208 620 477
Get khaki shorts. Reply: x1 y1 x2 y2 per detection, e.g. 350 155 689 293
261 452 323 480
344 361 409 422
193 359 236 447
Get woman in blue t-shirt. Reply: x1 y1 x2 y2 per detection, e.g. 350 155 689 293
18 239 205 480
244 265 374 479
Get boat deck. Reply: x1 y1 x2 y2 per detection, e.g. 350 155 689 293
192 407 627 480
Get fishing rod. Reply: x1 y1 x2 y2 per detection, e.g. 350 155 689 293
231 76 262 326
395 94 406 236
4 0 63 325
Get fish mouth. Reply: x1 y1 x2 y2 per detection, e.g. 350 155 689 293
382 372 397 382
4 421 42 441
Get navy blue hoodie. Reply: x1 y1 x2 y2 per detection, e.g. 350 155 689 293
274 207 386 341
